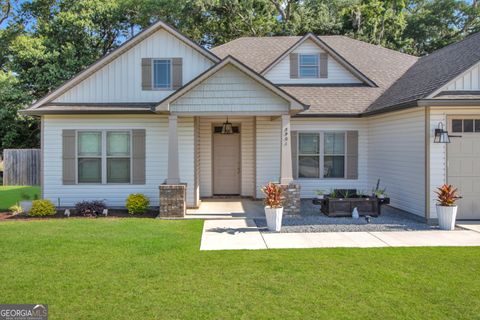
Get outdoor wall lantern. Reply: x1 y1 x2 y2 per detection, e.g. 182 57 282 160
434 122 461 143
221 117 234 134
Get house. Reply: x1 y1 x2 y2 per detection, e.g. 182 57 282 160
23 20 480 222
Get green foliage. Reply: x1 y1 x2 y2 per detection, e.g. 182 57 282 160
29 199 56 216
9 204 22 214
125 193 150 214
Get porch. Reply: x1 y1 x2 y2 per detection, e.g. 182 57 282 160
185 198 265 219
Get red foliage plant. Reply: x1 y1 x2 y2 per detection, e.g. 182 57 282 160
261 182 283 208
435 184 460 206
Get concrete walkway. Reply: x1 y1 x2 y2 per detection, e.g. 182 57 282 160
200 220 480 251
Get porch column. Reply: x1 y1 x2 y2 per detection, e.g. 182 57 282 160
166 115 180 184
280 114 293 184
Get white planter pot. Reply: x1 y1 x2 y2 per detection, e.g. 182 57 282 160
264 206 283 232
19 201 33 213
436 205 457 231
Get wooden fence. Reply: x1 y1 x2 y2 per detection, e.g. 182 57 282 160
3 149 41 186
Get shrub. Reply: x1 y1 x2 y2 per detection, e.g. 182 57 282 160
29 200 56 216
75 200 106 217
435 184 460 206
126 194 150 214
261 182 283 208
9 204 23 214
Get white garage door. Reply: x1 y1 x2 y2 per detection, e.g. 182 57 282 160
447 117 480 220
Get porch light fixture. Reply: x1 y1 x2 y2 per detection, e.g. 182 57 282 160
434 122 450 143
221 117 234 134
434 122 461 143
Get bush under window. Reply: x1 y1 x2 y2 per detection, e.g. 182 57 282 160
75 200 106 217
125 194 150 214
29 200 57 216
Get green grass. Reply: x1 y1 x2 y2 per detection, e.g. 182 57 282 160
0 219 479 319
0 186 41 211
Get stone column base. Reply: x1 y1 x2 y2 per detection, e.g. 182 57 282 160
279 183 301 215
159 184 186 218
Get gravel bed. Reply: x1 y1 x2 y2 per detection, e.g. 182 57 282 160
255 200 440 233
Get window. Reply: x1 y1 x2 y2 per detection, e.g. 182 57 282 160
299 54 319 78
153 59 171 89
77 131 131 184
324 132 345 178
452 119 480 133
78 132 102 183
297 131 346 179
298 133 320 178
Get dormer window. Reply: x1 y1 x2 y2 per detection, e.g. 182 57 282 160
153 59 172 89
299 54 319 78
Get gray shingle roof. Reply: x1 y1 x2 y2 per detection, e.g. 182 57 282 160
367 32 480 112
212 35 419 115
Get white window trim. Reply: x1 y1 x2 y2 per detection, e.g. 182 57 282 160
298 54 319 79
76 130 133 185
152 58 172 90
297 131 347 180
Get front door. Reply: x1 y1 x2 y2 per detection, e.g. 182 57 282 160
213 127 241 195
447 116 480 220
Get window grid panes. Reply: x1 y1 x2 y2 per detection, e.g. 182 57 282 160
153 59 171 89
299 54 319 78
77 131 132 184
298 133 320 178
77 132 102 183
323 132 345 178
107 132 131 183
451 119 480 133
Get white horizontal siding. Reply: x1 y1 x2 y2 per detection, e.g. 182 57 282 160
367 109 426 217
256 117 281 198
291 118 369 198
198 117 254 197
172 65 289 113
265 39 362 84
43 115 195 207
442 62 480 91
53 29 213 103
428 107 480 219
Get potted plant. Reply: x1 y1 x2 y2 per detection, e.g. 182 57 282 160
19 192 38 214
372 179 387 199
261 182 284 232
435 184 460 230
315 189 326 200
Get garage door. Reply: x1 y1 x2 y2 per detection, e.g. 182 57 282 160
447 117 480 220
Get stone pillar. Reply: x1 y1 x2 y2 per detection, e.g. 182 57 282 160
280 114 293 185
166 115 180 184
159 184 186 218
279 183 301 215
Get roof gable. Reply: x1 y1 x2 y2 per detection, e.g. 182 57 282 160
29 20 219 109
260 34 376 86
157 56 307 114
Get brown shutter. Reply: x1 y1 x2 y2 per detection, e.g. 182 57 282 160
141 58 152 90
132 129 146 184
172 58 183 89
291 131 298 179
320 53 328 78
62 130 76 185
346 131 358 179
290 53 298 78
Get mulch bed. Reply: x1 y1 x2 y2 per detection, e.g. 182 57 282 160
0 210 158 220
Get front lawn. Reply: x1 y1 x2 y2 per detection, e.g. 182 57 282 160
0 219 479 319
0 186 41 211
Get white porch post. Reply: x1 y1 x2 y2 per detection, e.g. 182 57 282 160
166 115 180 184
280 114 293 184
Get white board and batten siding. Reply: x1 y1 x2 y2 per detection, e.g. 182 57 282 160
264 39 362 84
171 65 290 114
42 115 196 207
198 117 255 197
291 118 369 198
439 62 480 91
53 29 214 103
367 109 426 217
